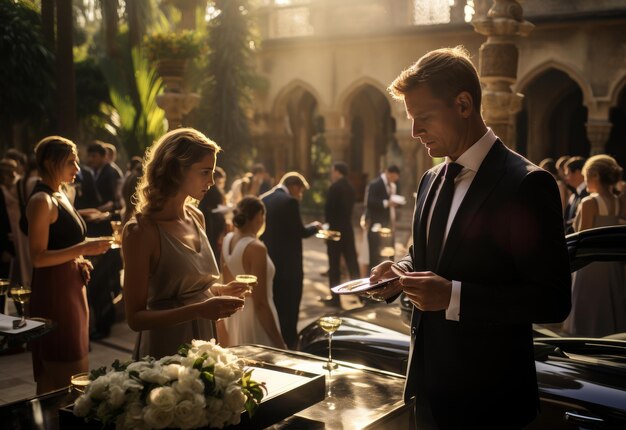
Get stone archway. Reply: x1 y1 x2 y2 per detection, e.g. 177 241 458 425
271 85 319 178
516 68 590 162
344 84 393 201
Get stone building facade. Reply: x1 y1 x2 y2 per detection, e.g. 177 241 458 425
249 0 626 201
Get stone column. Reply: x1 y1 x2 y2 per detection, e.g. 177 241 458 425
322 111 350 162
586 119 612 155
472 0 534 147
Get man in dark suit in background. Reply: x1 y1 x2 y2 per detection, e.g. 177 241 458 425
198 166 228 256
563 156 588 233
261 172 321 348
364 164 400 270
370 47 571 428
323 162 360 307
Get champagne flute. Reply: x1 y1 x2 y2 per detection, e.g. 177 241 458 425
70 372 91 394
9 285 31 329
319 316 342 370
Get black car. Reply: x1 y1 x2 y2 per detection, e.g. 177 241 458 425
297 226 626 429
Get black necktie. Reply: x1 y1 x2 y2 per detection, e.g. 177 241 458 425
426 162 463 270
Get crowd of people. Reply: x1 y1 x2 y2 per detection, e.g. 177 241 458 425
1 48 626 428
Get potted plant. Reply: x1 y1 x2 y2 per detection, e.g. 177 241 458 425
143 30 204 92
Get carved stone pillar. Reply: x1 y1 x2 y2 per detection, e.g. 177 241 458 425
472 0 534 147
156 93 200 130
322 111 350 162
586 120 612 155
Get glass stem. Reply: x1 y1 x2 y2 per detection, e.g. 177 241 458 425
328 333 333 364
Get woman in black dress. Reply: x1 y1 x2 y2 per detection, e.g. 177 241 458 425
27 136 111 394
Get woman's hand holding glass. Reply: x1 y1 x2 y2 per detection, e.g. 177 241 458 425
80 237 113 256
196 296 245 320
212 279 253 298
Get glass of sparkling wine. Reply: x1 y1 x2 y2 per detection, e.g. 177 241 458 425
70 372 91 393
0 278 10 296
319 316 342 370
235 274 257 289
9 285 31 329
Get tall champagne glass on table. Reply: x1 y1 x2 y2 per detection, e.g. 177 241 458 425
319 316 342 370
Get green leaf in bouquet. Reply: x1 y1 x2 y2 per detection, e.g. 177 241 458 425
201 371 215 395
89 366 107 381
177 343 190 356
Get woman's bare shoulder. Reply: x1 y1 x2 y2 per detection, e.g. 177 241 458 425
124 215 158 244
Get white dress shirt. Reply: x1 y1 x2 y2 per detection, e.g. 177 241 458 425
424 128 497 321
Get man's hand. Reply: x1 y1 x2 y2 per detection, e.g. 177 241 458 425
367 261 402 301
399 271 452 311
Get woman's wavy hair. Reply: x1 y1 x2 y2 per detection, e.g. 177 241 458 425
135 128 221 214
233 196 265 229
34 136 76 181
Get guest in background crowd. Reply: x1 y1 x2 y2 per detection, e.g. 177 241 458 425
84 141 123 339
363 165 400 269
261 172 321 348
121 156 143 225
540 157 570 212
323 162 360 307
563 156 588 233
0 160 17 309
220 196 286 349
122 128 248 359
26 136 111 393
198 166 228 256
564 154 626 336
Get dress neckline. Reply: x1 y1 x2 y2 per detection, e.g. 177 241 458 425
156 208 204 254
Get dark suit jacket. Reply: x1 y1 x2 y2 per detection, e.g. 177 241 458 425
364 175 391 228
325 177 355 238
261 187 318 281
396 140 571 427
564 188 589 233
198 186 226 253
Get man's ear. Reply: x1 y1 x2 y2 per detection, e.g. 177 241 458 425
456 91 474 117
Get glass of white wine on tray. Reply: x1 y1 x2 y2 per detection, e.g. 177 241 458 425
319 316 342 370
9 285 31 329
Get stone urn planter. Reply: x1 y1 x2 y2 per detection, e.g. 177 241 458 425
156 58 188 93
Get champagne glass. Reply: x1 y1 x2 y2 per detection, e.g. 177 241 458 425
110 221 123 249
0 278 9 296
319 316 342 370
9 285 31 329
235 274 257 288
70 372 91 394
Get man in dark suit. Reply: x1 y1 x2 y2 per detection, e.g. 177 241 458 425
364 165 400 270
198 166 227 256
563 156 588 233
261 172 321 348
370 47 571 429
323 162 360 307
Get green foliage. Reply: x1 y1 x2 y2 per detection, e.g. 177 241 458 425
0 0 54 129
102 48 165 156
143 30 205 62
302 116 332 216
189 0 258 178
75 58 111 121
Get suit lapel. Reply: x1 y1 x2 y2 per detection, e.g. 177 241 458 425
412 164 445 270
437 140 508 274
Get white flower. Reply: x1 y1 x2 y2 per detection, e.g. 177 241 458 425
87 375 110 400
73 394 93 417
126 360 151 373
139 366 170 385
174 367 204 395
161 363 183 381
148 386 178 412
223 384 246 411
143 405 174 429
108 384 126 409
173 397 206 429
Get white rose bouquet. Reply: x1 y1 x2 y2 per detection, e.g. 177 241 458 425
73 339 266 429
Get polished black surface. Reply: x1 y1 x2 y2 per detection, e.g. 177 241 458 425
0 345 414 430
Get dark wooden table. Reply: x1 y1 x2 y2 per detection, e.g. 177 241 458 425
0 345 414 430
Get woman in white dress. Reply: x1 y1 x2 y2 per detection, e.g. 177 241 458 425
563 154 626 337
220 196 286 348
